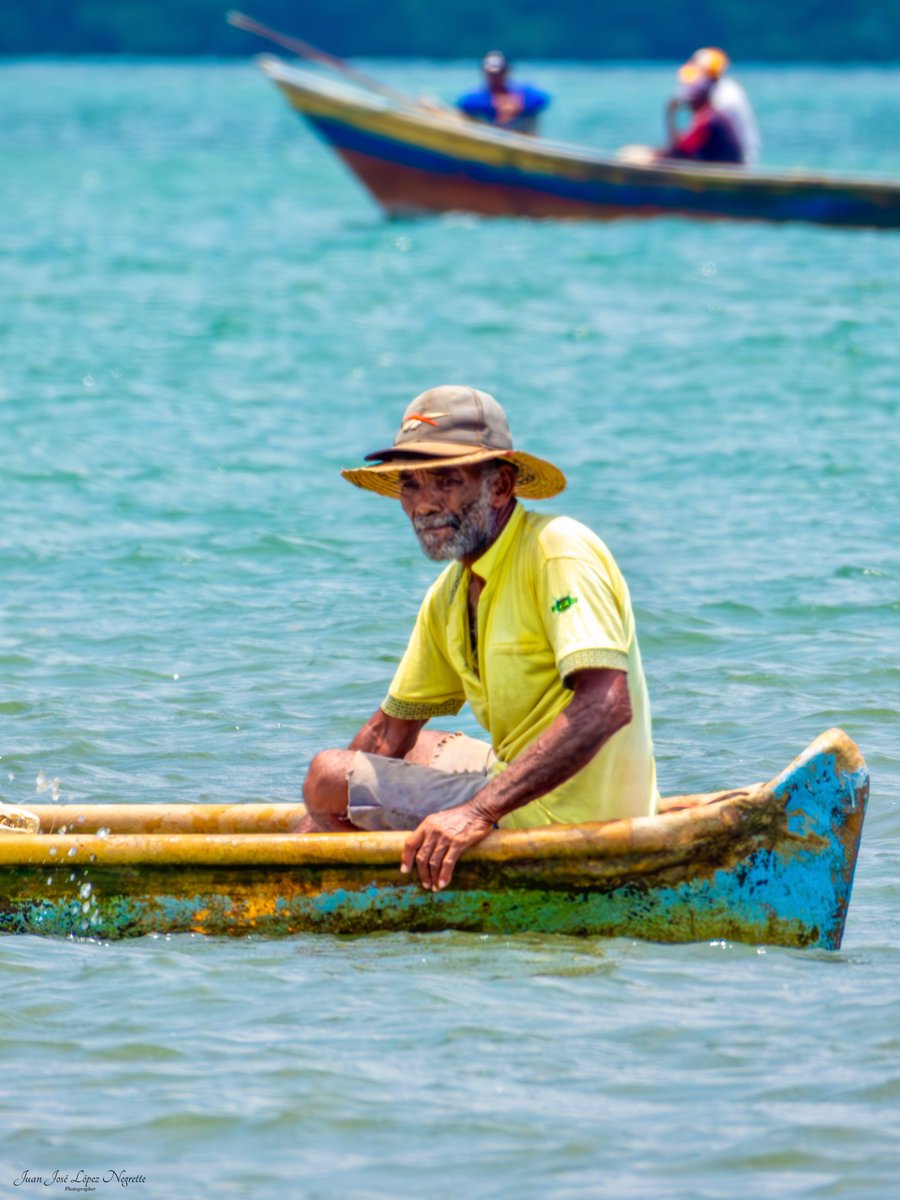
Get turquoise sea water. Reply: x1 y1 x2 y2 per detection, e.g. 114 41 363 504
2 59 899 1199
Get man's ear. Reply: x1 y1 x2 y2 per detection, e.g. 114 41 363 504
491 462 518 504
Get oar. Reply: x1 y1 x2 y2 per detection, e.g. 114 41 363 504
226 11 433 109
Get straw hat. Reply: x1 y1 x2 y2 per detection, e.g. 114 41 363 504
341 386 567 500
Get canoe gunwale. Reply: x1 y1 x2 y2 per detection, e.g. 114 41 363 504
4 782 778 871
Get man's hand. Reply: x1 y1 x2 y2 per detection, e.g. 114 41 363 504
495 92 524 126
400 670 631 890
401 803 494 891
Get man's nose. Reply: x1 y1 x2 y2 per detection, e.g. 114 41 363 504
411 482 444 512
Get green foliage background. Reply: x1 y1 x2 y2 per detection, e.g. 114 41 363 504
3 0 899 59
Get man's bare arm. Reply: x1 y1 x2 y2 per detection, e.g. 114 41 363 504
473 669 631 822
347 707 427 758
401 668 632 890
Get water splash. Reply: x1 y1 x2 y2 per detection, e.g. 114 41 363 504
35 771 61 801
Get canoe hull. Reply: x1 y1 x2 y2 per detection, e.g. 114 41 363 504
0 729 867 948
333 144 667 222
260 59 900 230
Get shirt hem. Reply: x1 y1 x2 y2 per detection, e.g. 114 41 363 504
558 647 629 681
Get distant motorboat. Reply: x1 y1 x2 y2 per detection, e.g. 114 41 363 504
257 55 900 229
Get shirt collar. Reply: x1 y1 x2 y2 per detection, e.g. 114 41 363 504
470 501 524 582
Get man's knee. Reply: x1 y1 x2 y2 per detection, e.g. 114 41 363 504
303 749 354 815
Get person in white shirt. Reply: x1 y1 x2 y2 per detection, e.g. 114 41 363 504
679 47 760 166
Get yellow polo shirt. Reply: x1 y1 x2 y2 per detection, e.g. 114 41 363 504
382 502 657 827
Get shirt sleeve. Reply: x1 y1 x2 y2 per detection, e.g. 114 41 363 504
520 85 551 116
456 89 493 119
537 528 631 685
382 573 466 720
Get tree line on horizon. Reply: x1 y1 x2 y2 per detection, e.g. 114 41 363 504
3 0 899 61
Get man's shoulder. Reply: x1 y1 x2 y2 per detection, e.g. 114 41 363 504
511 82 551 108
456 87 492 113
519 509 608 558
715 77 749 103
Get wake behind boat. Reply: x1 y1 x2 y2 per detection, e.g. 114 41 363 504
256 55 900 230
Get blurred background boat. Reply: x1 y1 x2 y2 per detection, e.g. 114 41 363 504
258 55 900 229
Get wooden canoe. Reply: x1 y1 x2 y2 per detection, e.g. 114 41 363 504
258 57 900 230
0 728 867 948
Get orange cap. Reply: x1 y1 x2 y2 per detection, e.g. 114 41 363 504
678 47 730 83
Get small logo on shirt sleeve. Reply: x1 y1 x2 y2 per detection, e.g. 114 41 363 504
550 594 578 614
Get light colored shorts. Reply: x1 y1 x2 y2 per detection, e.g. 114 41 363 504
347 732 497 832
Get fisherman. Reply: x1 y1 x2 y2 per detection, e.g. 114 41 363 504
298 386 658 891
455 51 551 134
655 70 745 165
679 47 760 166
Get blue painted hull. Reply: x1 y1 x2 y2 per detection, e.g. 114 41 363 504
310 115 889 228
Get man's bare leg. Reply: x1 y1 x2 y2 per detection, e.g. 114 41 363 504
396 729 447 765
295 730 451 832
294 749 356 831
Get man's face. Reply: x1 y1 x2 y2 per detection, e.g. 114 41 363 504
485 67 508 93
398 464 498 562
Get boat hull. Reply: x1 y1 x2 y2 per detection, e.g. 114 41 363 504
0 729 867 948
260 59 900 229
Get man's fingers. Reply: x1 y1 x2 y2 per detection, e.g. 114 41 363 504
417 831 446 890
402 810 492 891
401 828 425 874
436 843 462 891
402 822 442 889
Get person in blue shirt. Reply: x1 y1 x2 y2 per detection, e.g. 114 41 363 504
456 51 551 135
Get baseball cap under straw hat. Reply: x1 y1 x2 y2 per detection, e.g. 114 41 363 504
341 386 567 500
678 47 730 85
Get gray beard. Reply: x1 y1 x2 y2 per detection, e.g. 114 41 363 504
413 479 496 562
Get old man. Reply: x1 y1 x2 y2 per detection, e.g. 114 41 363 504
299 386 657 890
